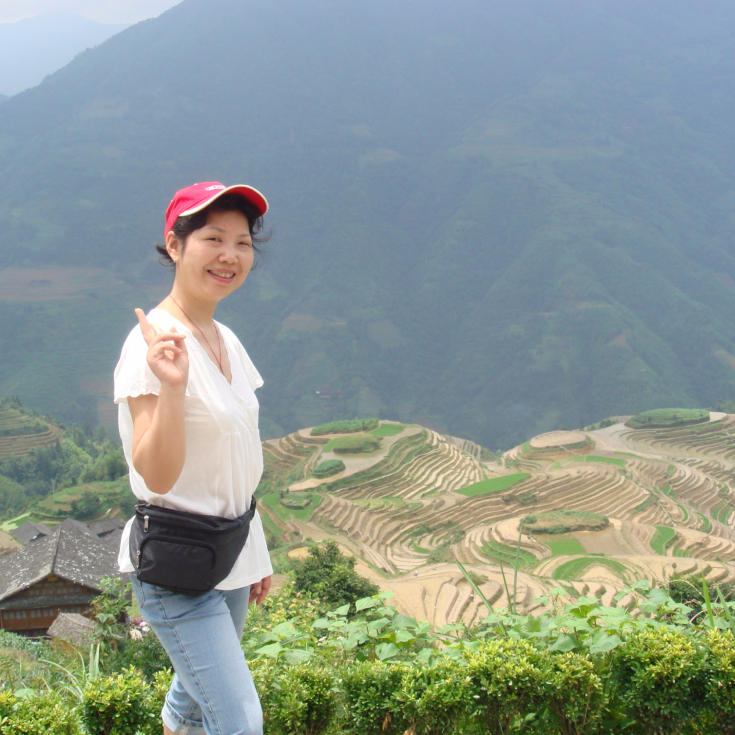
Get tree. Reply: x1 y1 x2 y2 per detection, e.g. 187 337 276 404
291 541 379 609
71 489 102 519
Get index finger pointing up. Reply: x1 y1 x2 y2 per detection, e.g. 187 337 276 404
135 308 156 345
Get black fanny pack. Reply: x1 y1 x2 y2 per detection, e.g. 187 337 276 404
129 497 257 596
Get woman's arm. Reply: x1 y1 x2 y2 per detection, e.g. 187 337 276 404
128 309 189 495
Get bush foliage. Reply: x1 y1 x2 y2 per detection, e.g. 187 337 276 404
521 509 610 534
311 419 379 436
627 408 710 429
328 434 382 454
313 459 345 478
290 541 379 608
6 575 735 734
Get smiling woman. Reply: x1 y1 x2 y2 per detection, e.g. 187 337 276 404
112 181 273 735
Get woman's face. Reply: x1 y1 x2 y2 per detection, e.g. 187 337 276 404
168 209 255 303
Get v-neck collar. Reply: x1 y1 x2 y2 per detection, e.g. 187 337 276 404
149 308 234 387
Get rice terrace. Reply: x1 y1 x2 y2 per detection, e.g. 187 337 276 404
258 410 735 625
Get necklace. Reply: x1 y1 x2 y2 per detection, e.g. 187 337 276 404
168 294 224 375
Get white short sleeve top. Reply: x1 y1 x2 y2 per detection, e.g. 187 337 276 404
113 308 272 589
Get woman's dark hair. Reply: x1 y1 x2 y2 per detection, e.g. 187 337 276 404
156 193 269 268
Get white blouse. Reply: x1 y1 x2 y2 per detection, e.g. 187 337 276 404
113 308 272 589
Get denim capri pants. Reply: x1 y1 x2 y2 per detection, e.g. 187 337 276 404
130 574 263 735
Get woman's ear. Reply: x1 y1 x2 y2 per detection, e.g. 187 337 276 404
166 231 182 264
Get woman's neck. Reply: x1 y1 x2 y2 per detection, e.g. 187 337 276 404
160 286 217 327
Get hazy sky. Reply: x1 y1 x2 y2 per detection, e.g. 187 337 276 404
0 0 181 24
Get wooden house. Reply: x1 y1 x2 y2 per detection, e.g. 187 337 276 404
0 519 123 637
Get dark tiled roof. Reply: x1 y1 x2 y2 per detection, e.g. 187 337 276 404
47 613 97 648
58 518 95 537
10 522 51 546
101 527 124 551
0 593 95 611
0 523 122 603
87 518 124 537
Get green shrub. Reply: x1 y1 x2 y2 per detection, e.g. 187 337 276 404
395 660 472 735
614 628 706 735
311 419 379 436
328 434 382 454
313 459 345 478
341 661 410 735
117 630 171 681
702 630 735 735
464 638 542 735
266 664 337 735
626 408 709 429
0 690 80 734
521 509 609 534
140 670 173 735
82 666 157 735
281 494 312 510
291 541 379 608
538 651 605 735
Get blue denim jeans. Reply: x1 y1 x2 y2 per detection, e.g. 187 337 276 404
130 575 263 735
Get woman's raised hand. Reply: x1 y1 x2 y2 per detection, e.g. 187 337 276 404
135 309 189 391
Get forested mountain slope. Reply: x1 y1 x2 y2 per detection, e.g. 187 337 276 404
1 0 735 447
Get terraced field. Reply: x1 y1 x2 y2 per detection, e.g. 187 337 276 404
0 404 60 460
258 417 735 624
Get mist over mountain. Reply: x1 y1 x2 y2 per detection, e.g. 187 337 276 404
0 13 127 96
1 0 735 449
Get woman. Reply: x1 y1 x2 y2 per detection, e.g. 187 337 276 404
113 181 273 735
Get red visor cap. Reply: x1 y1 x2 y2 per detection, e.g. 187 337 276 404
164 182 269 239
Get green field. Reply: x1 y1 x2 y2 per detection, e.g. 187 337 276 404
355 496 407 511
650 526 677 555
626 408 709 429
324 433 382 454
261 492 321 522
712 501 733 524
696 512 713 533
456 473 531 497
546 537 587 555
552 557 629 581
480 539 537 569
566 455 626 467
369 423 405 437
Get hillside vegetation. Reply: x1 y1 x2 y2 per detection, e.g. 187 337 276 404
627 408 711 429
0 396 130 523
3 2 735 447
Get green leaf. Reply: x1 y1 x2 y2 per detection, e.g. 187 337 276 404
355 596 379 611
549 634 577 652
376 642 400 660
589 633 623 654
415 648 434 664
255 642 283 658
312 618 330 629
334 604 351 616
284 649 313 665
392 613 418 629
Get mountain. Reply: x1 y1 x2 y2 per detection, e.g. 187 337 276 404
1 0 735 448
0 13 127 96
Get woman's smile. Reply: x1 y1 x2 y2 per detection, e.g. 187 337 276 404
208 268 237 283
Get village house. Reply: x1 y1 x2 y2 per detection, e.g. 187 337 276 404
0 518 123 636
